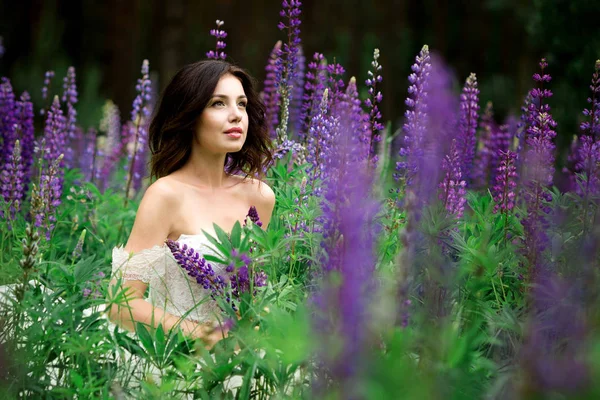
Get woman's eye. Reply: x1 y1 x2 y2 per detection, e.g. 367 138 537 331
239 102 247 108
212 101 225 107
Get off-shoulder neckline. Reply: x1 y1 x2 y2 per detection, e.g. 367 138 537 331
113 233 215 254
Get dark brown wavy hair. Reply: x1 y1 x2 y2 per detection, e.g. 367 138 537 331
148 60 273 180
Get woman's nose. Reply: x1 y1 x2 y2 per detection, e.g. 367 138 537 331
229 104 242 121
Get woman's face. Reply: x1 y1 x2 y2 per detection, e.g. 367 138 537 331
195 73 249 155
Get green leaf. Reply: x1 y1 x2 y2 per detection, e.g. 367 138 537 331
135 323 155 358
238 361 257 400
154 323 166 365
230 221 242 248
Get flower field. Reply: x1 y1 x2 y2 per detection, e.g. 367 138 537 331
1 1 600 398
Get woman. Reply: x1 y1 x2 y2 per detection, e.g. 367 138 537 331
107 60 275 349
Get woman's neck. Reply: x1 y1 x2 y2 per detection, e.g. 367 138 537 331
180 148 229 190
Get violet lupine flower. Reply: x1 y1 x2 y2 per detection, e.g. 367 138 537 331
395 45 431 185
61 67 78 168
0 139 25 223
326 61 346 116
306 89 340 195
439 139 467 219
472 101 495 188
572 135 600 198
245 205 263 227
0 36 4 58
519 274 590 397
492 150 518 214
97 100 121 190
206 20 227 60
300 52 327 140
40 71 55 116
42 96 67 166
289 45 305 136
520 59 558 276
488 124 513 187
0 78 17 168
456 73 479 181
15 92 35 192
31 153 65 241
274 0 302 142
80 128 97 182
125 60 152 198
166 239 228 298
364 48 384 165
167 240 268 311
580 60 600 138
313 130 379 396
338 76 369 162
262 41 282 139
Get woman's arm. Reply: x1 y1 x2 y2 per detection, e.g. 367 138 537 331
253 180 276 229
106 180 226 346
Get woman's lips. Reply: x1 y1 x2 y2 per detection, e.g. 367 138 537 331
225 132 243 139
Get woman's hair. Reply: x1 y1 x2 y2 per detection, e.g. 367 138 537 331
148 60 273 180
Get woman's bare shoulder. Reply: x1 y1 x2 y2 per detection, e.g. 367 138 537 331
231 175 275 204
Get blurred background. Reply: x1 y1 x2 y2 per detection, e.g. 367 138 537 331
0 0 598 155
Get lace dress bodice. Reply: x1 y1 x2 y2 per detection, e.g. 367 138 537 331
111 234 226 323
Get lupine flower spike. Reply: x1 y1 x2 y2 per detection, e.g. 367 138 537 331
0 139 25 224
245 205 263 227
493 150 518 214
365 48 384 166
40 71 55 116
395 45 431 185
124 59 152 202
206 20 227 60
457 73 479 181
439 139 467 219
274 0 302 143
580 60 600 138
263 41 282 138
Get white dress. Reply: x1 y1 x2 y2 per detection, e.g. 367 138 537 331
111 233 227 323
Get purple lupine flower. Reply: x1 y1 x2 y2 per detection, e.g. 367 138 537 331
206 20 227 60
124 59 152 199
97 100 122 190
80 128 97 182
263 41 282 138
572 135 600 198
456 73 479 181
61 67 78 168
245 205 263 227
488 123 513 187
0 78 17 168
289 45 305 136
15 92 35 193
580 60 600 138
337 76 369 162
364 48 384 166
519 273 590 396
326 61 346 115
492 150 518 214
0 139 25 223
472 101 495 188
312 126 379 396
0 36 4 58
31 152 64 241
395 45 431 185
167 240 267 311
274 0 302 141
42 96 67 166
306 89 340 195
300 52 327 141
439 139 467 219
520 59 558 276
40 71 55 116
166 239 228 298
